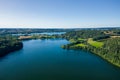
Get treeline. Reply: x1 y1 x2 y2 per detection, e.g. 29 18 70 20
62 30 105 39
93 35 110 40
62 29 120 40
0 28 120 35
0 35 23 57
103 38 120 64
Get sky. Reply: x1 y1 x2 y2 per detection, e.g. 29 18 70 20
0 0 120 28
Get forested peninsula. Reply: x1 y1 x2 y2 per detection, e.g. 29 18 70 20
0 36 23 57
61 29 120 67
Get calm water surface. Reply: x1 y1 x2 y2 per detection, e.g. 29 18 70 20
0 39 120 80
12 32 66 36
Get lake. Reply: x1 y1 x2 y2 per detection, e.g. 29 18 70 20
0 39 120 80
12 32 66 36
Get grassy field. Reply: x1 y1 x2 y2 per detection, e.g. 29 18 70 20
87 38 104 48
69 39 76 43
78 38 87 41
74 43 86 47
69 38 86 43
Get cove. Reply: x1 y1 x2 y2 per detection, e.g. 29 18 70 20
0 39 120 80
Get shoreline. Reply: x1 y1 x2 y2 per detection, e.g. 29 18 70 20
92 52 120 68
0 42 23 57
62 43 120 68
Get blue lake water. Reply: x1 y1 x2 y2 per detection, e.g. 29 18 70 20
31 32 66 35
12 32 66 36
0 39 120 80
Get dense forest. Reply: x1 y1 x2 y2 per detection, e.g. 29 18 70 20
0 35 23 57
62 28 120 67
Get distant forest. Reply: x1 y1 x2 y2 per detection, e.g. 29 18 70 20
0 27 120 34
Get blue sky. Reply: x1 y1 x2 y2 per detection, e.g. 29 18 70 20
0 0 120 28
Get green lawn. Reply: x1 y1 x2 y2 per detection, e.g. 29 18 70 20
78 38 86 41
69 38 86 43
87 38 104 48
74 43 86 47
69 39 76 43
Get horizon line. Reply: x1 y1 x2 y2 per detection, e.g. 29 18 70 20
0 27 120 29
